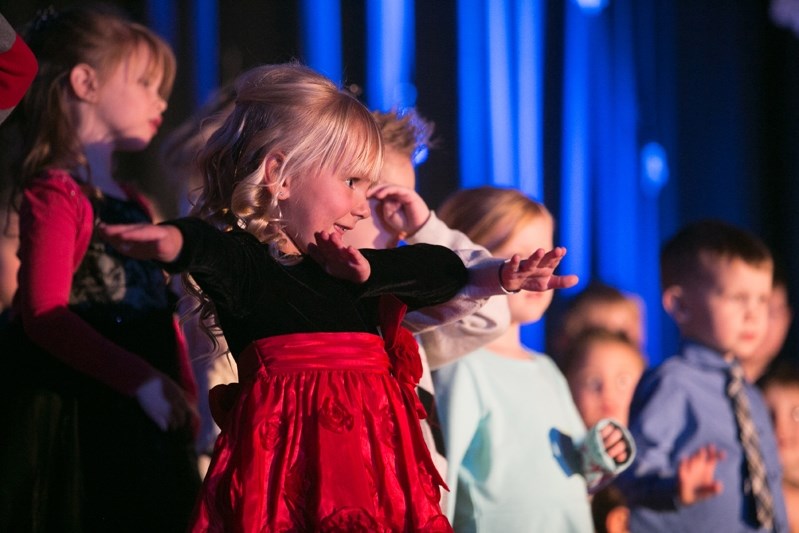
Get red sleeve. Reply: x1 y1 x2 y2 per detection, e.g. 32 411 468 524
17 171 158 396
0 35 38 109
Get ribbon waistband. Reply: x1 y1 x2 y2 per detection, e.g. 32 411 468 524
237 332 389 382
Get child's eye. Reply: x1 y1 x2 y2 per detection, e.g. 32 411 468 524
139 77 152 88
345 178 358 188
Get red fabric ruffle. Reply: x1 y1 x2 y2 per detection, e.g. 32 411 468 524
193 324 451 533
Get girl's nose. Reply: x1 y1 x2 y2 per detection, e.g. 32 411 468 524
353 194 371 220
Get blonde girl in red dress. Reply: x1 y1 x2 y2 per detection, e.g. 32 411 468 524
101 62 578 532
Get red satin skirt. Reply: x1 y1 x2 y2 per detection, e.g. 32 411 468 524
190 332 451 533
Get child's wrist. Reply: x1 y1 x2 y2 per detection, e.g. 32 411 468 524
404 210 432 241
498 262 521 294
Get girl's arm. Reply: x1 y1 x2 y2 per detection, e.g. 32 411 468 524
403 212 511 367
18 175 193 429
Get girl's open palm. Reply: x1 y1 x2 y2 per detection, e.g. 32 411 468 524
307 231 371 283
501 247 579 293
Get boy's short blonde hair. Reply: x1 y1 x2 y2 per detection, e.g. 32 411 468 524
371 109 434 160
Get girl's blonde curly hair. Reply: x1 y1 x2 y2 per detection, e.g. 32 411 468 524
192 62 383 259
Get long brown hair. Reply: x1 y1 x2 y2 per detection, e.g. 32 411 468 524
11 6 175 185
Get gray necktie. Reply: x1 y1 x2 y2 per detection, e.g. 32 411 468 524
727 360 774 531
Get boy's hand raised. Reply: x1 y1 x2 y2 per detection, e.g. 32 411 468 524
678 444 725 505
308 231 371 283
500 247 579 293
368 184 431 240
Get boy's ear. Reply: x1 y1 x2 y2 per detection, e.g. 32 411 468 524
263 154 290 199
70 63 100 103
662 285 687 323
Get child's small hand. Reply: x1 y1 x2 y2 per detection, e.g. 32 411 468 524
99 223 183 263
500 247 579 293
135 374 199 432
368 184 431 240
307 230 371 283
677 444 725 505
600 422 632 464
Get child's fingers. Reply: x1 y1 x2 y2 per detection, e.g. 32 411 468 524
600 423 620 439
547 274 580 290
604 437 629 463
535 247 567 269
368 183 412 200
516 247 569 274
504 255 523 274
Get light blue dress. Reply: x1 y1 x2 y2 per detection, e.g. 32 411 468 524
433 347 605 533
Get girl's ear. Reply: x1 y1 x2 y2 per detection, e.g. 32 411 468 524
264 154 290 199
662 285 687 323
70 63 100 103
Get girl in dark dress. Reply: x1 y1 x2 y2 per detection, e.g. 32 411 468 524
101 62 577 533
0 7 200 532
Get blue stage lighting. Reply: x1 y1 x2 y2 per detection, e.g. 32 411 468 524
640 141 669 198
572 0 610 15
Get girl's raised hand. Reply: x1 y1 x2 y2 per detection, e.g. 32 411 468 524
368 184 431 239
500 247 579 293
99 223 183 263
307 230 371 283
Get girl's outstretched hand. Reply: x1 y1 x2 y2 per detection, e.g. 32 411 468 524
307 230 371 283
99 223 183 263
500 247 579 293
368 184 431 239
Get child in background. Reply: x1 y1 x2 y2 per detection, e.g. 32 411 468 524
100 63 578 532
432 186 635 533
549 281 645 362
559 328 645 533
0 6 200 532
617 219 789 532
744 262 793 382
759 359 799 533
560 327 646 428
343 110 512 507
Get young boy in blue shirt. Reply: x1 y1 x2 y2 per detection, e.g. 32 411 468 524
617 219 789 532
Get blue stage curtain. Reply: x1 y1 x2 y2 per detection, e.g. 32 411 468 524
457 0 548 350
301 0 343 84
